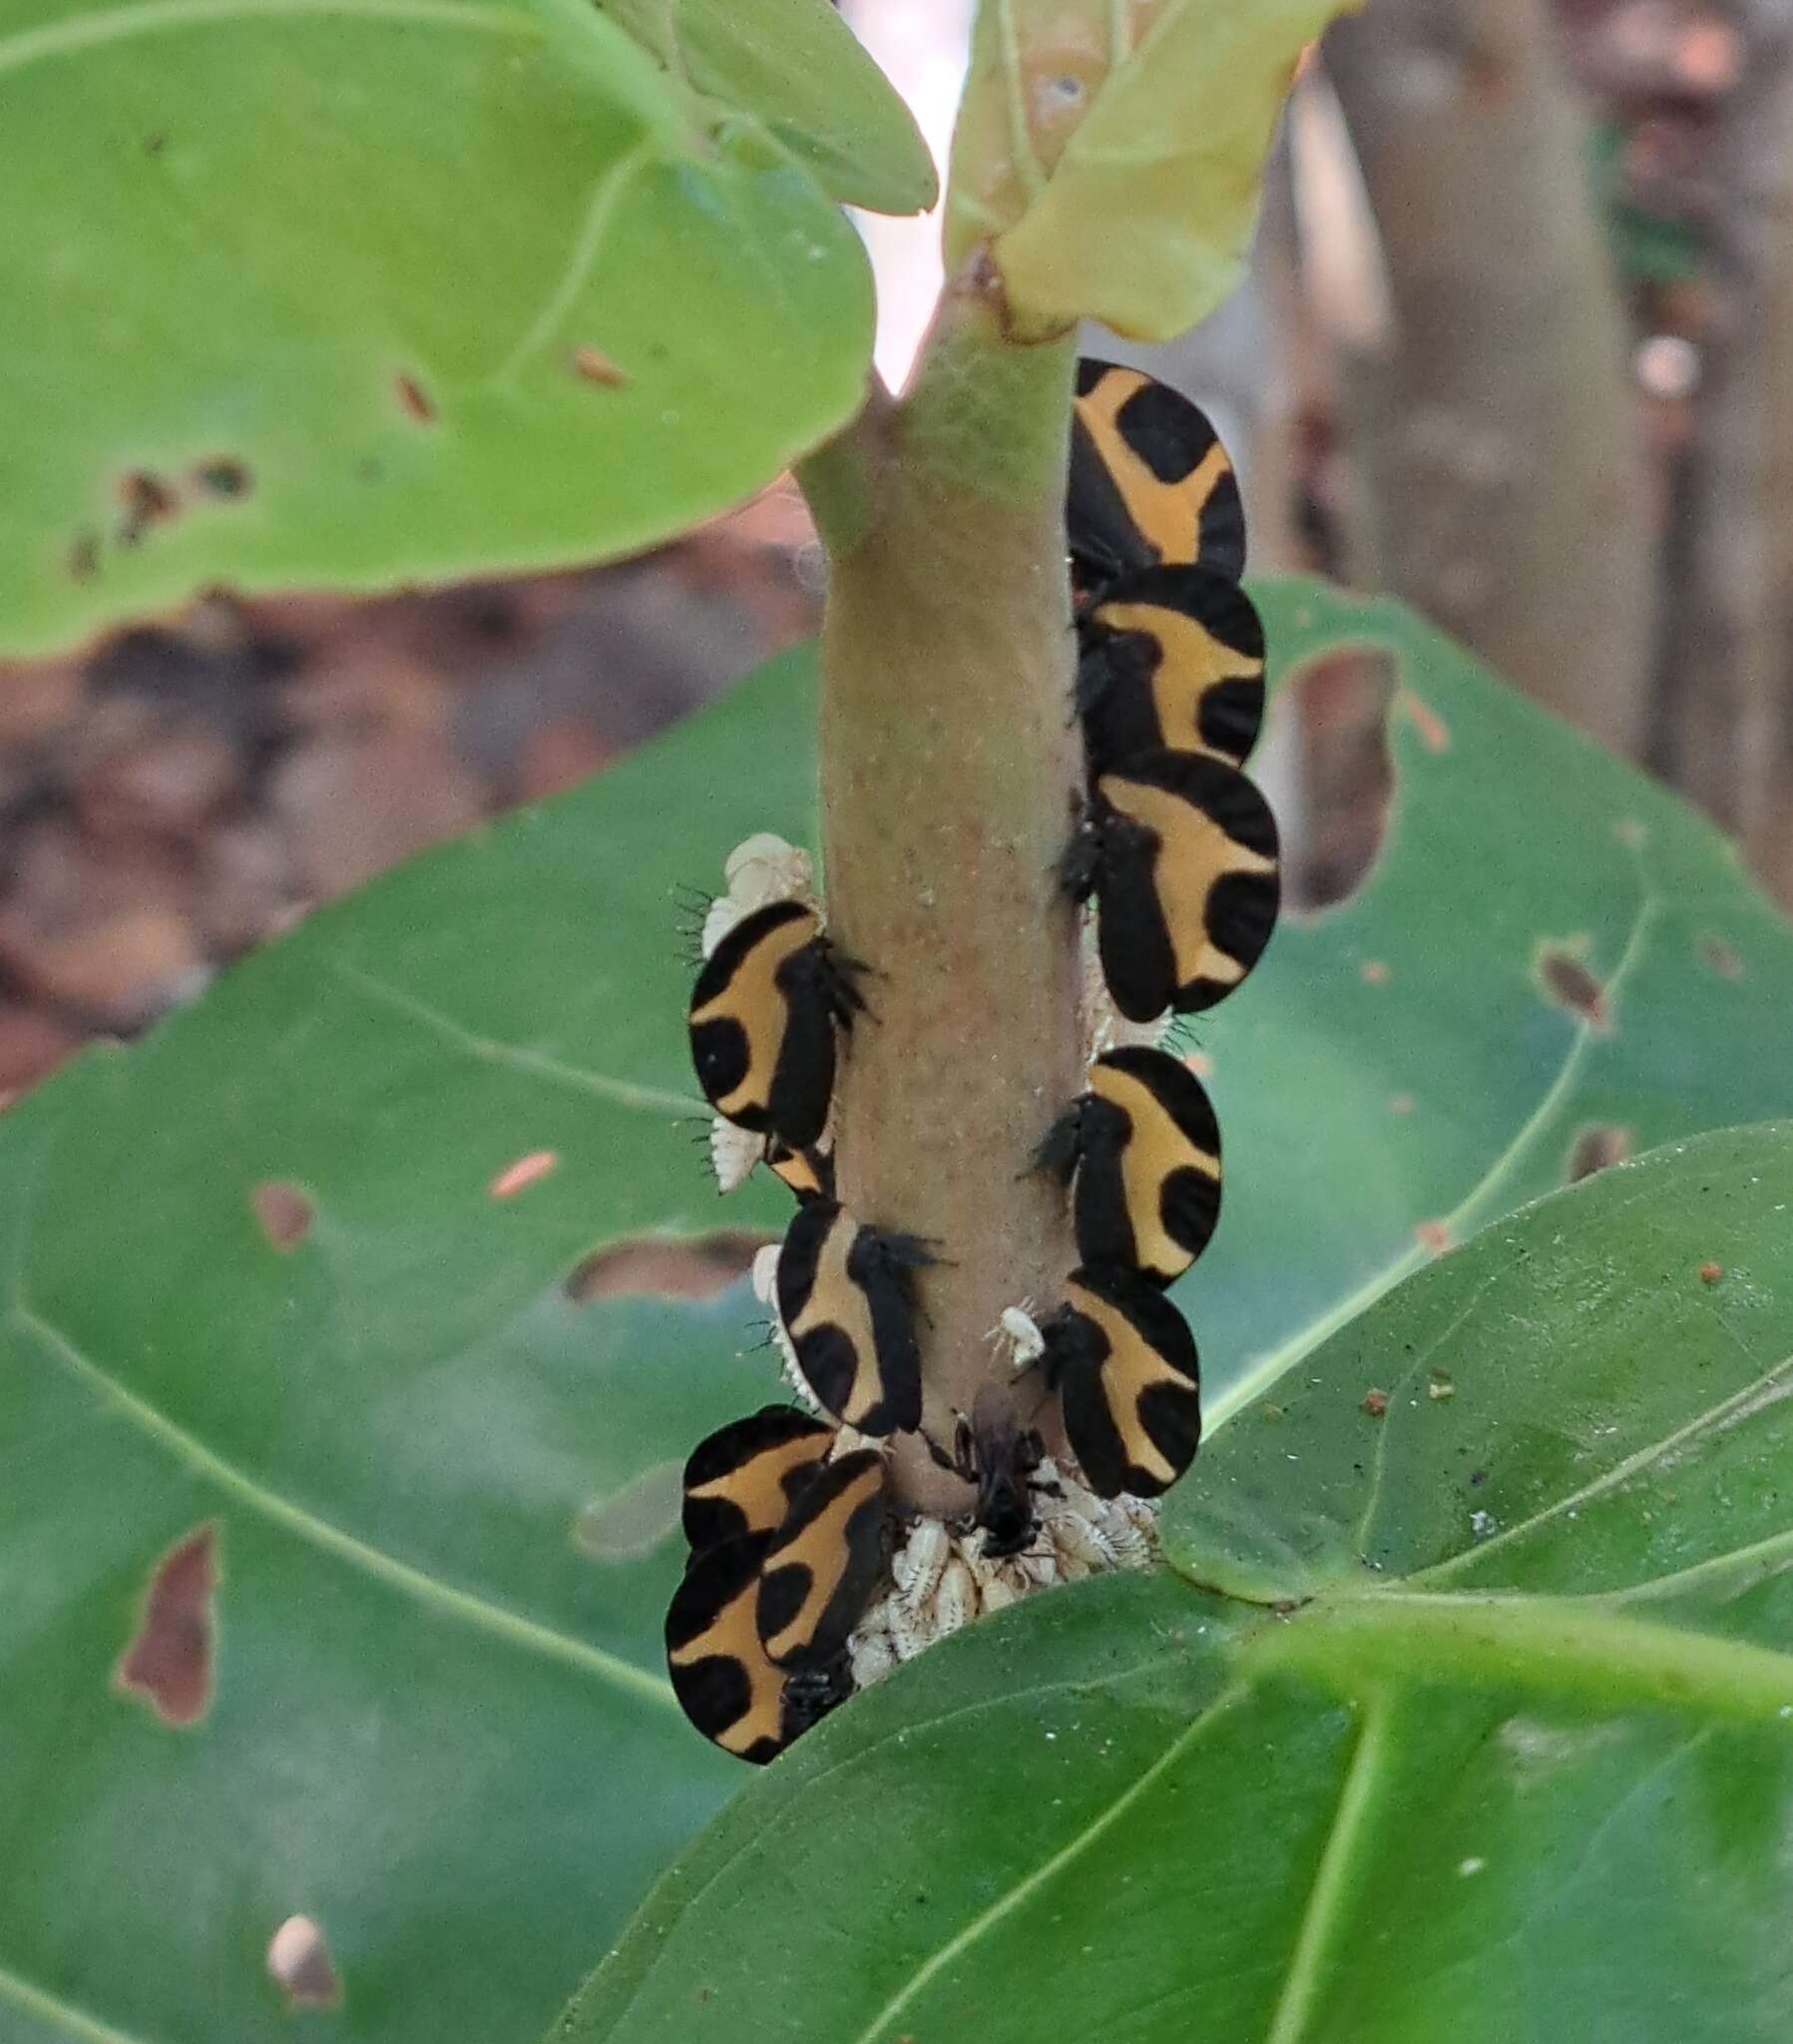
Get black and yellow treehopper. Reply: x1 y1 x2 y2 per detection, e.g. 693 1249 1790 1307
1067 359 1246 600
1064 748 1280 1023
775 1200 933 1436
687 900 867 1152
679 1404 834 1554
756 1449 889 1670
1034 1046 1222 1286
1077 563 1265 775
1037 1266 1201 1499
668 1415 889 1763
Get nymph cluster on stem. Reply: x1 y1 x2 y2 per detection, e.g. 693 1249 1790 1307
664 360 1281 1764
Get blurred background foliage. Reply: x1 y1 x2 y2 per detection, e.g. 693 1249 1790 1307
0 0 1779 1103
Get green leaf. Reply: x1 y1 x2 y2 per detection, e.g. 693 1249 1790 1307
944 0 1347 340
0 0 875 658
9 583 1791 2038
0 655 824 2044
558 1124 1793 2042
1191 578 1793 1430
597 0 937 215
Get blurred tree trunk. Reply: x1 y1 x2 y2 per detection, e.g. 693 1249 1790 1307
1321 0 1652 759
1657 2 1793 897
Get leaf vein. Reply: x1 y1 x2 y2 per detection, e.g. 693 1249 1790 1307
0 1956 153 2044
844 1685 1252 2044
10 1303 677 1712
331 958 693 1114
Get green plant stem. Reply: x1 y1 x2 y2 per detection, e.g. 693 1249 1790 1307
801 282 1080 1512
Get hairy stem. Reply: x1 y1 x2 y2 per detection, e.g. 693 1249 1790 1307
802 283 1081 1512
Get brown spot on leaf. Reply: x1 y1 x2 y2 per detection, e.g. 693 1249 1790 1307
1612 818 1648 851
490 1149 558 1200
116 1524 217 1726
570 344 630 388
1396 689 1451 753
118 470 179 546
68 531 100 582
1184 1051 1213 1079
251 1180 313 1251
267 1916 341 2009
1360 959 1390 985
1566 1124 1631 1183
566 1230 772 1302
1699 1261 1724 1285
194 457 252 500
1389 1092 1415 1116
1536 941 1610 1031
1362 1388 1388 1418
394 373 436 424
1279 650 1397 908
1415 1221 1452 1255
1697 932 1744 980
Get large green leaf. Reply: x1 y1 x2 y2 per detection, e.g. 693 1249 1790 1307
0 0 878 658
559 1124 1793 2041
1190 578 1793 1429
944 0 1347 339
6 584 1791 2040
597 0 936 216
0 658 821 2044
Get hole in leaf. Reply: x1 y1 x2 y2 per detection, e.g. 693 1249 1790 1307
1697 932 1744 980
267 1916 341 2009
573 1460 684 1559
565 1230 773 1302
1278 649 1397 909
116 1523 218 1726
570 345 629 388
251 1181 313 1251
490 1150 559 1200
1566 1124 1631 1183
1536 941 1610 1031
394 372 436 424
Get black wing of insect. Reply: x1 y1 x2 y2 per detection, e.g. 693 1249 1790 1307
757 1447 889 1669
776 1200 932 1436
680 1404 836 1555
687 900 867 1152
1038 1265 1200 1499
1067 359 1246 599
1077 564 1265 775
665 1530 852 1765
763 1136 837 1205
1034 1046 1222 1286
926 1385 1047 1559
1064 747 1280 1023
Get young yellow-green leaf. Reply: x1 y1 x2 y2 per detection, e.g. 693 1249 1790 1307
0 0 874 658
945 0 1348 339
558 1126 1793 2043
597 0 937 215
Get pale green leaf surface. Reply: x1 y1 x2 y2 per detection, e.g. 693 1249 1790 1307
945 0 1346 338
0 0 874 657
597 0 937 214
7 586 1792 2040
560 1126 1793 2042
